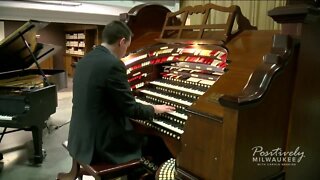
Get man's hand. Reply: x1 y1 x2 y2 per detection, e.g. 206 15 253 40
152 104 176 114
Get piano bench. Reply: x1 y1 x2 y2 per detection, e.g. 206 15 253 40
56 141 143 180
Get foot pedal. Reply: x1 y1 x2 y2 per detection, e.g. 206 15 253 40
157 158 176 180
140 157 158 173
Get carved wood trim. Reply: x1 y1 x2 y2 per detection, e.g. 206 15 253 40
219 34 294 108
157 3 256 44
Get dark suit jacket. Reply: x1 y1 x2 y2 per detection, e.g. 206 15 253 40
67 45 154 165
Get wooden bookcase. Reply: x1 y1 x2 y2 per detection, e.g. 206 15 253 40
64 26 103 77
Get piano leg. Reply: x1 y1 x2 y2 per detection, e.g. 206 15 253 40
31 125 46 164
0 127 5 160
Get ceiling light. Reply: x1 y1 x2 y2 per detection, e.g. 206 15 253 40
25 0 82 6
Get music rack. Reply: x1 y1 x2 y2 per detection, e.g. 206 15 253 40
157 3 257 44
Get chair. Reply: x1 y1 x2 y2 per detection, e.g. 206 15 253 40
57 141 144 180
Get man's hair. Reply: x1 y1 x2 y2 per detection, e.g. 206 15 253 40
102 20 133 45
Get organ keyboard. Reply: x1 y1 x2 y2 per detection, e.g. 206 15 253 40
0 20 63 164
125 43 228 141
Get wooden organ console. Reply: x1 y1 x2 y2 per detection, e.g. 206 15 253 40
123 3 300 180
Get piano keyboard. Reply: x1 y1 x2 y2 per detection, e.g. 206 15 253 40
0 115 13 121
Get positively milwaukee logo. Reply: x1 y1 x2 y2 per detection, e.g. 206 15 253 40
252 146 305 166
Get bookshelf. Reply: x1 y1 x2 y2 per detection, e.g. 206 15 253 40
64 26 102 77
65 32 86 56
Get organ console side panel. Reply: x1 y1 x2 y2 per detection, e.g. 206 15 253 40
286 8 320 180
270 4 320 180
225 36 296 180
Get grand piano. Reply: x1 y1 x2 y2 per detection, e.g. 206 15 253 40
0 20 64 164
122 3 299 180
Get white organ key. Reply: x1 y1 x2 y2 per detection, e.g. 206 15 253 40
200 79 216 85
187 77 201 83
167 111 188 120
0 115 13 121
211 60 220 66
187 77 216 85
140 90 192 106
150 81 204 96
153 120 184 134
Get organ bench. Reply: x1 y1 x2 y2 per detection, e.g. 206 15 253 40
56 141 147 180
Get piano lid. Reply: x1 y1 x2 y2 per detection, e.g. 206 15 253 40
0 20 56 73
